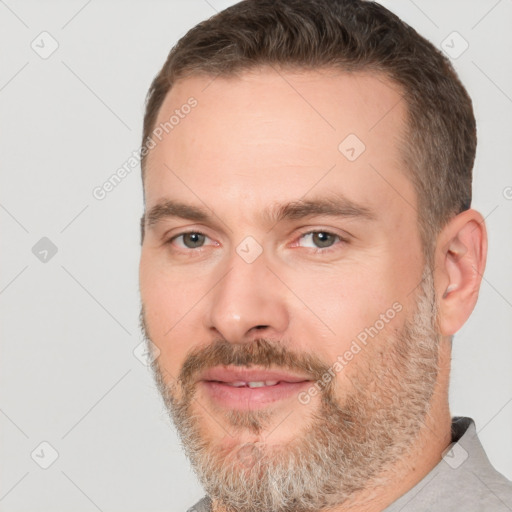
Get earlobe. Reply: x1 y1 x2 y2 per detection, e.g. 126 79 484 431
436 210 487 336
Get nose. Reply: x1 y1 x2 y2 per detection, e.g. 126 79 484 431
205 251 289 343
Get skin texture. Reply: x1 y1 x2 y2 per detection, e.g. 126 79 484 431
139 68 487 512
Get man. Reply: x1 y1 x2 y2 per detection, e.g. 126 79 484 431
138 0 512 511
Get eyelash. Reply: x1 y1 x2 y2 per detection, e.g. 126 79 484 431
166 229 347 255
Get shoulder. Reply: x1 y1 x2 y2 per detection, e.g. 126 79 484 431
186 496 211 512
386 417 512 511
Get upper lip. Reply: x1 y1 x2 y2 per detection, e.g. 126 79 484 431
199 366 313 384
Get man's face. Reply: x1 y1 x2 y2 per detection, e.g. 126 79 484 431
139 68 439 511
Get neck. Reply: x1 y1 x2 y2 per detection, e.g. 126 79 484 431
340 336 453 512
341 394 452 511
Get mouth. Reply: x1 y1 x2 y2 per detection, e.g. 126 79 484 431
198 366 314 410
214 380 286 388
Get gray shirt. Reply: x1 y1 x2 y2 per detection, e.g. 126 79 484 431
187 417 512 511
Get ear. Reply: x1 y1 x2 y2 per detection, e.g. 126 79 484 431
434 209 488 336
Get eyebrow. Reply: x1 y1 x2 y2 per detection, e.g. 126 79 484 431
266 196 376 224
145 195 375 230
146 200 210 226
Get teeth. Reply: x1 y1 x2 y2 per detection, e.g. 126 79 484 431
248 381 266 388
247 381 279 388
224 381 279 388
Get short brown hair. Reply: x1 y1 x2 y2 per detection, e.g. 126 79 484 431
141 0 476 263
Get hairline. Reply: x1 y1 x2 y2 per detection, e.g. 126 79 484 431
142 64 413 181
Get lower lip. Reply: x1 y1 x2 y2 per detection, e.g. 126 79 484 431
200 381 312 409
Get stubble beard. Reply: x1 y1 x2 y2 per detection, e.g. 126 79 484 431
143 267 440 512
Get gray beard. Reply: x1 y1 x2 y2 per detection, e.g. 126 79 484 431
143 267 440 512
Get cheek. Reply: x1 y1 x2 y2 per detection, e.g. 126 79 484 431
280 259 408 377
291 263 397 332
140 256 209 375
284 265 407 400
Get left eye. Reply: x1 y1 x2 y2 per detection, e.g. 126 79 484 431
297 231 341 249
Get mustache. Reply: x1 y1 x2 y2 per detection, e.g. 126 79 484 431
140 306 333 391
178 338 332 388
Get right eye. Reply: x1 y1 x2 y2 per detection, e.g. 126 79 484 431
168 231 212 250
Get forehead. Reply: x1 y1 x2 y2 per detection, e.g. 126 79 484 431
144 67 414 219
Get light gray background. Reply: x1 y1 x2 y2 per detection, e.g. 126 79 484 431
0 1 511 511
